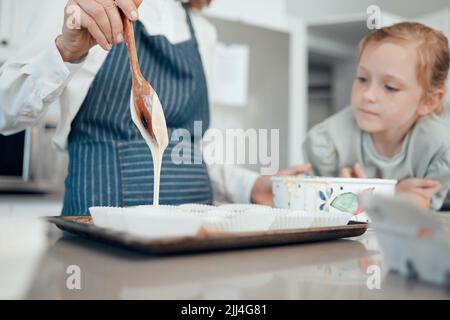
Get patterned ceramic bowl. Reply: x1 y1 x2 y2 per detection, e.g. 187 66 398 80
272 176 397 222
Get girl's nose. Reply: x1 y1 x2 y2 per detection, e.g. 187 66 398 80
362 84 377 103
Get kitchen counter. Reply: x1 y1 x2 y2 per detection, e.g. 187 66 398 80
0 193 63 217
25 225 450 299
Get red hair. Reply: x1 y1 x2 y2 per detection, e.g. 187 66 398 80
359 22 450 114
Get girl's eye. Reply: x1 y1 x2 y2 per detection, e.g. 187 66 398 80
385 85 399 92
357 77 367 83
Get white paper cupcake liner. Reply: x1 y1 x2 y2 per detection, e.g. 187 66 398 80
269 209 315 230
90 204 350 237
89 206 110 228
201 209 274 233
311 212 353 228
125 213 203 239
178 204 216 216
218 204 271 214
89 206 127 231
206 209 237 218
90 205 202 238
200 216 228 233
129 205 181 214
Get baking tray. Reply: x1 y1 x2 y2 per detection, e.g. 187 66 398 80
46 216 368 255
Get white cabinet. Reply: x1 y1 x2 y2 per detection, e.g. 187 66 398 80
205 0 288 31
205 1 308 166
205 14 308 167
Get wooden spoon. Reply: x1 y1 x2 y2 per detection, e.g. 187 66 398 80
122 14 169 206
122 16 165 142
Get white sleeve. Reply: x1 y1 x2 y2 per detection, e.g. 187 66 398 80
0 42 85 135
208 164 259 204
0 0 85 135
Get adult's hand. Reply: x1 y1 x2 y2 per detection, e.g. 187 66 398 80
56 0 143 62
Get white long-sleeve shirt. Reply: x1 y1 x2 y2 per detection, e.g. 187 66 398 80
0 0 258 204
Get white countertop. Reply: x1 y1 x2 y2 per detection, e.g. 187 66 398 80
2 194 450 299
24 227 450 299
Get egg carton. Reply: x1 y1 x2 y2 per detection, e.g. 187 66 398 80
360 194 450 288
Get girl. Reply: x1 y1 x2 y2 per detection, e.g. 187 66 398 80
303 22 450 210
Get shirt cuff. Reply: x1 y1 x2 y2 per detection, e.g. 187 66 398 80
235 168 259 204
30 41 85 99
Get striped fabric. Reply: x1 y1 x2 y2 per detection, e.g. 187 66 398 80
62 7 213 215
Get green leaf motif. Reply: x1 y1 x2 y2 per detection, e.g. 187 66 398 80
330 192 358 214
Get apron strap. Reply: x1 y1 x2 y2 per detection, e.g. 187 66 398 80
182 3 199 46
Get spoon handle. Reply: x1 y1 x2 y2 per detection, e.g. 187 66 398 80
122 16 143 85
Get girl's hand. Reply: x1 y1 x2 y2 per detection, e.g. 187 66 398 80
56 0 143 62
250 163 312 206
395 178 442 210
339 162 367 179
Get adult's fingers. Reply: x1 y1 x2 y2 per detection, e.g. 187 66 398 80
77 0 113 46
98 0 124 43
78 7 111 51
115 0 142 21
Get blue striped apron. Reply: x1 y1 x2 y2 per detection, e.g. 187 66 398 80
62 7 213 215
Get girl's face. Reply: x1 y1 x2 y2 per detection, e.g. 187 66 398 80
351 40 425 134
